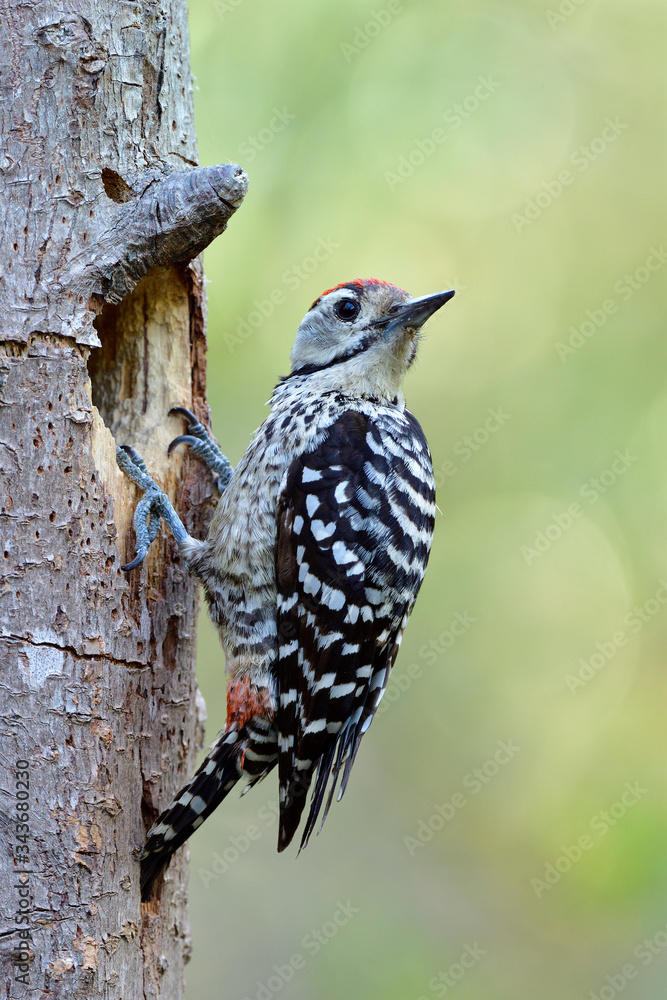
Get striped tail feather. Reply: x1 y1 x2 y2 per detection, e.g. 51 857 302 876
296 656 394 852
278 647 399 854
140 728 244 900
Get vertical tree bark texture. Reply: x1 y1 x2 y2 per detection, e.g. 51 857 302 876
0 3 246 997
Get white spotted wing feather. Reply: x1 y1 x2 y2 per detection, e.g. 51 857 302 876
275 407 435 850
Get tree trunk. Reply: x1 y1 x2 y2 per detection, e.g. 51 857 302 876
0 3 246 997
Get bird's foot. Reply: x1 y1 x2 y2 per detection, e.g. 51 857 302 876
168 407 233 494
116 445 189 571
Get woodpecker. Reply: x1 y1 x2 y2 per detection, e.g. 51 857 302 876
117 278 454 899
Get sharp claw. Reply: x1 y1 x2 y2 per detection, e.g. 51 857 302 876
167 434 202 456
169 406 199 425
121 550 148 572
168 406 209 442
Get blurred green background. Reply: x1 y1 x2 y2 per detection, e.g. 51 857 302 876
184 1 667 997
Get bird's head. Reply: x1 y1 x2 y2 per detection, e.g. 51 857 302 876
288 279 455 399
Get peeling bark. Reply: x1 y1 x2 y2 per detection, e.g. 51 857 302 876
0 2 246 997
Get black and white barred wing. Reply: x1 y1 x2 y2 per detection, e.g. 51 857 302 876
275 408 435 852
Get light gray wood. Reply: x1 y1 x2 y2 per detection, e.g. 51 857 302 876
0 2 246 996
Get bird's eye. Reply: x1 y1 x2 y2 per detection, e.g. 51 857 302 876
335 298 360 321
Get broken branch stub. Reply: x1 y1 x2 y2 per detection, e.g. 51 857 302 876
0 162 247 347
82 163 248 306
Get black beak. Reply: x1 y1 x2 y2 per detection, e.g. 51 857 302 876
382 289 455 333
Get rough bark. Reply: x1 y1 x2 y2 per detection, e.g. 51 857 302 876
0 2 246 997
